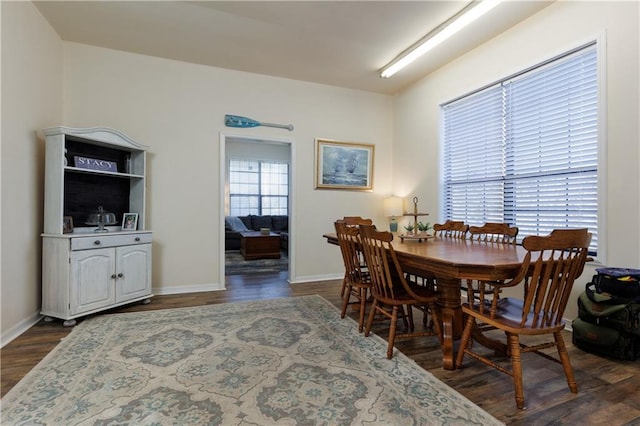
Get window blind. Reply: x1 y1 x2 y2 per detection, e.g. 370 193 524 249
442 43 598 253
229 159 289 216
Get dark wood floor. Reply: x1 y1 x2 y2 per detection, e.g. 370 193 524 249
2 272 639 425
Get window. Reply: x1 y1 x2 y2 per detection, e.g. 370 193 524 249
442 43 598 253
228 159 288 216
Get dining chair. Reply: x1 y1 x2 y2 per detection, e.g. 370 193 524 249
433 220 469 239
337 217 373 297
468 222 519 245
334 220 372 332
359 224 442 359
455 228 592 409
404 221 468 290
340 216 373 226
466 223 519 311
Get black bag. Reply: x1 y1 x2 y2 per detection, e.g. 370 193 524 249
572 285 640 360
593 267 640 301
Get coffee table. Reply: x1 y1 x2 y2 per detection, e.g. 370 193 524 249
239 231 281 260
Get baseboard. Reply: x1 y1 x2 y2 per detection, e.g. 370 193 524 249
1 310 42 348
290 273 343 284
153 282 225 295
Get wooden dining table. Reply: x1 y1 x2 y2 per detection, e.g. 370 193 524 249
324 232 529 370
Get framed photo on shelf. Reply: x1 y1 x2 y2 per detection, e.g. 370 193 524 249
315 139 374 191
122 213 138 230
63 216 74 234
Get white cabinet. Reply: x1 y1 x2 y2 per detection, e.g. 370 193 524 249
41 127 153 325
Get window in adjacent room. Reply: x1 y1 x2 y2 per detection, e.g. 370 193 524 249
228 159 289 216
441 42 599 254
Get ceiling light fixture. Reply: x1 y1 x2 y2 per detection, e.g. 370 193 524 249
379 0 502 78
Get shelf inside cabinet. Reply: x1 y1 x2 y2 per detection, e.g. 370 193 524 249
64 166 144 179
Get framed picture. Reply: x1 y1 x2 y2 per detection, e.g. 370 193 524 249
63 216 74 234
315 139 374 190
122 213 138 230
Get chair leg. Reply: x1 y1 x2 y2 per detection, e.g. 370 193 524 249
387 306 399 359
340 271 349 297
358 288 367 333
430 303 443 345
340 284 351 319
364 299 377 337
554 331 578 393
456 315 475 368
508 333 525 409
406 305 415 332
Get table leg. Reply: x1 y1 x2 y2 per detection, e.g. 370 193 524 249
435 276 463 370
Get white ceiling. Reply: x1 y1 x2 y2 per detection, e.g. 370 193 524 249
34 1 553 95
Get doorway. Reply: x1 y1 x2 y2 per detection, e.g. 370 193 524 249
219 133 294 284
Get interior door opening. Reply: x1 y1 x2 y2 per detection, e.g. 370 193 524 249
220 134 293 282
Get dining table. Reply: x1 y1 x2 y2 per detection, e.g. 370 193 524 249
324 232 529 370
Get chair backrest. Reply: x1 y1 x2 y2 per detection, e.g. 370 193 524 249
334 221 367 285
433 220 469 239
513 228 592 328
340 216 373 226
468 222 519 245
358 224 408 301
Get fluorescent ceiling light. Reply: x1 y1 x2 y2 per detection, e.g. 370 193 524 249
380 0 502 78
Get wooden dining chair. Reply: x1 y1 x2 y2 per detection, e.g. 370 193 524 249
340 216 373 226
334 221 372 332
433 220 469 239
466 223 519 311
468 222 519 245
455 228 592 409
359 224 442 359
336 217 373 297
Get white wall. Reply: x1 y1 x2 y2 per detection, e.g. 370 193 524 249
393 0 640 320
60 43 395 294
3 0 637 343
1 2 63 343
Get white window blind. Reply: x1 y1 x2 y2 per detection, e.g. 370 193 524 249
229 159 289 216
442 43 598 253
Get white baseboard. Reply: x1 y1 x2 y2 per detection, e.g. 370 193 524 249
153 282 226 295
1 310 42 348
290 273 343 284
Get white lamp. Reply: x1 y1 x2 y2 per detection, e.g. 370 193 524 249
383 196 404 232
380 0 502 78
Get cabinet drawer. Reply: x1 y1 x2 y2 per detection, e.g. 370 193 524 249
71 233 152 251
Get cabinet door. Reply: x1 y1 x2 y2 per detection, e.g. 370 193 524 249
116 244 152 302
70 248 116 315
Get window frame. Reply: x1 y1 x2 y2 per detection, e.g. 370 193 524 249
228 158 289 216
439 39 606 259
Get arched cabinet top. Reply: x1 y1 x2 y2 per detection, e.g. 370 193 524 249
42 126 148 151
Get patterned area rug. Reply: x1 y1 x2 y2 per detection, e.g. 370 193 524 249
1 296 501 425
225 250 288 275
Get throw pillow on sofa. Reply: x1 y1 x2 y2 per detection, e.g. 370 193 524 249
225 216 249 232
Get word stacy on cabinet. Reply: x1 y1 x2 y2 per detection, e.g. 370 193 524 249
41 127 153 326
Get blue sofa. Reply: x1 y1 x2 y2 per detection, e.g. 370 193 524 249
225 215 289 251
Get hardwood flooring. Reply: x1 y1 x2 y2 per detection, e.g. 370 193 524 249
2 272 639 425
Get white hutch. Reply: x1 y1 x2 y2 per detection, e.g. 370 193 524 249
41 127 152 326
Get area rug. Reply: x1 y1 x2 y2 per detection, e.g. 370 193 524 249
225 250 288 275
1 295 501 425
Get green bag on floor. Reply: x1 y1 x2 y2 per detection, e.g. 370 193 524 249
572 289 640 360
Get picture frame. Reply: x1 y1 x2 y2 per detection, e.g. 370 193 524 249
122 213 138 230
315 139 374 190
63 216 74 234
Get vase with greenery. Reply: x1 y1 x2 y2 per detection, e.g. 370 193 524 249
403 224 415 235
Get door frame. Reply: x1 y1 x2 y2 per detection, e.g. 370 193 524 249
219 132 295 286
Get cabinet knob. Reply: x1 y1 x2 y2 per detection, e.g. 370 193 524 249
118 273 124 278
134 237 140 242
111 274 117 279
94 240 101 245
